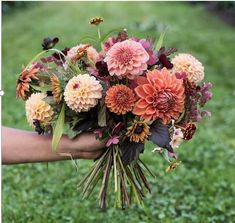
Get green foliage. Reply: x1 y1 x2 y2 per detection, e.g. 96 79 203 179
2 1 235 222
155 30 166 50
51 103 65 151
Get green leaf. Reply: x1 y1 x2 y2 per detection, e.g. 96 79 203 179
52 103 65 151
79 36 99 43
155 29 167 50
100 28 123 42
30 84 51 92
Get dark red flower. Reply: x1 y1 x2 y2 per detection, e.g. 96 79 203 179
183 123 197 140
42 37 59 50
95 61 109 77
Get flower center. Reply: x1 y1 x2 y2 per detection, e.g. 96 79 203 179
116 91 129 105
134 124 144 134
153 90 176 112
116 48 133 64
73 83 80 90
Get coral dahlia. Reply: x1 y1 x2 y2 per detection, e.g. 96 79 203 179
64 74 103 112
105 85 135 115
172 53 204 84
104 40 149 79
26 93 53 127
133 68 185 124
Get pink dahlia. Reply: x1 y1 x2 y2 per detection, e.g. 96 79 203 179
104 40 149 80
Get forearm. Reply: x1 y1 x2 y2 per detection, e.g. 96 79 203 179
2 127 104 164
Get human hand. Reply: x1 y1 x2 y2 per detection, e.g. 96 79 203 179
2 127 106 164
58 132 106 160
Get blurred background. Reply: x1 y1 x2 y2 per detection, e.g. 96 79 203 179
2 1 235 222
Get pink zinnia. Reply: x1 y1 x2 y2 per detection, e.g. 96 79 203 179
104 40 149 80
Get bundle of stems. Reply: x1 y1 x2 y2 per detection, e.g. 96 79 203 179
78 145 155 209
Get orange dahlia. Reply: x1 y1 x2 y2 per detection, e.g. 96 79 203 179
16 64 40 100
133 68 185 124
105 85 135 115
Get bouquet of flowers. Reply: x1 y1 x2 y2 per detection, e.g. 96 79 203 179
16 17 212 208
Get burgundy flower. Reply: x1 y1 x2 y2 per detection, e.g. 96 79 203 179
183 123 197 140
52 47 70 61
42 37 59 50
95 61 109 77
33 119 45 135
158 54 173 69
155 47 177 69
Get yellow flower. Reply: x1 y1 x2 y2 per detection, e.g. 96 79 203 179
89 17 104 25
50 74 62 103
25 93 53 127
166 160 182 172
126 120 150 143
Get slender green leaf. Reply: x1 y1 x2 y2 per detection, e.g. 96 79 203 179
52 103 65 151
156 30 167 50
100 28 123 42
30 84 51 92
79 36 99 43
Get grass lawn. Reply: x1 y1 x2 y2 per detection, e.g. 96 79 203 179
2 2 235 223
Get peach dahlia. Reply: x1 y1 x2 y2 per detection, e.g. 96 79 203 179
104 40 149 80
25 93 53 127
172 53 204 84
64 74 103 113
133 68 185 124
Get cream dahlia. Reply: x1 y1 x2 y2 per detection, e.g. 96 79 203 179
64 74 103 112
67 44 100 63
172 53 204 84
104 40 149 79
25 93 53 127
105 84 135 115
133 68 185 124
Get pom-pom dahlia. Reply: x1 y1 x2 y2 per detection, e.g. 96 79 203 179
133 68 185 124
172 53 204 84
64 74 102 113
26 93 53 127
104 40 149 79
105 85 135 115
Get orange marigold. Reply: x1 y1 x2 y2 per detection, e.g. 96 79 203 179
105 85 135 115
133 68 185 124
16 64 40 100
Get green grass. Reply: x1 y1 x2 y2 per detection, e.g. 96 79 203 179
2 2 235 223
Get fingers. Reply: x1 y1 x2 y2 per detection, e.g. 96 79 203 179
72 132 106 152
73 149 104 159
